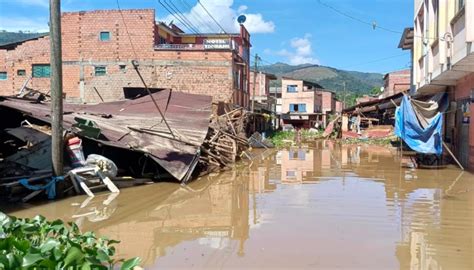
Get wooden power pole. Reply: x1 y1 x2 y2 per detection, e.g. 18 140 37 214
50 0 64 176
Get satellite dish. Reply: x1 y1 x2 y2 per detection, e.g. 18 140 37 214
237 15 246 24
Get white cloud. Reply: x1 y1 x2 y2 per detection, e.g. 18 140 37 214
276 34 319 65
161 0 275 34
0 16 49 32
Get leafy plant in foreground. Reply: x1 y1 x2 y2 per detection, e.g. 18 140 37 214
0 212 140 269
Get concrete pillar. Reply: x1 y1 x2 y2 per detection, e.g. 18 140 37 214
342 114 349 132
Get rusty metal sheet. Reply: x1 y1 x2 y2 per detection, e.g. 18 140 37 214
0 90 212 181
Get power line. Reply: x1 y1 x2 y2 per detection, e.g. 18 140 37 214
341 53 409 69
317 0 436 41
157 0 198 34
179 0 217 33
164 0 201 34
197 0 227 34
116 0 138 59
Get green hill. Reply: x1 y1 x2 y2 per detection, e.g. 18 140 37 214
260 62 383 106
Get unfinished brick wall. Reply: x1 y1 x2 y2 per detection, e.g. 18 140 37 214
383 69 410 98
61 9 156 61
82 62 233 103
0 36 50 95
0 9 247 107
320 91 335 113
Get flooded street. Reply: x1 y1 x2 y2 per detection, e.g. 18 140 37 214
4 141 474 269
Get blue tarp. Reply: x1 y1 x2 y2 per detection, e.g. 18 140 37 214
394 95 443 155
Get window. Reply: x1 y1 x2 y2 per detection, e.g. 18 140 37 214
289 103 307 112
99 31 111 41
159 36 167 44
0 72 7 80
289 150 306 160
17 70 26 76
287 85 298 93
32 64 50 78
94 66 107 76
456 0 465 12
119 65 126 73
286 170 296 177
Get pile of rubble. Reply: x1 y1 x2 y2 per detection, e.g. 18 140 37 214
199 107 250 174
0 92 254 202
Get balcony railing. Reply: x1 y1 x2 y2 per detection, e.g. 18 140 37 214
154 43 205 50
154 39 237 51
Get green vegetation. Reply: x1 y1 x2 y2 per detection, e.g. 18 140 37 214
341 136 394 146
260 62 384 103
0 212 140 269
269 130 323 148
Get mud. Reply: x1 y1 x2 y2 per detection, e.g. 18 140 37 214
3 141 474 269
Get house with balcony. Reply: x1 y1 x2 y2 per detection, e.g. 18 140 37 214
399 0 474 170
0 9 251 108
280 77 336 129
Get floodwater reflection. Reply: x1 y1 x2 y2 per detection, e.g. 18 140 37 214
5 141 474 269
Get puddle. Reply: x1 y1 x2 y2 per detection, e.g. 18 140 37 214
4 141 474 269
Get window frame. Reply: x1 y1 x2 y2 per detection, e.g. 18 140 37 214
17 69 26 76
32 64 51 78
0 72 7 80
287 85 298 93
94 66 107 76
99 31 111 42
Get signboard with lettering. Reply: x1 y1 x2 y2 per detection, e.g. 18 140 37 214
204 39 231 50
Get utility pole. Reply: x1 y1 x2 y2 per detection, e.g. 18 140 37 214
251 54 259 113
50 0 64 176
342 81 346 108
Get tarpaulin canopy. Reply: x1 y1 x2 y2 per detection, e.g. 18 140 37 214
394 94 447 155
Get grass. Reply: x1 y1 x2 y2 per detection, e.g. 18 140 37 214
341 136 395 146
268 130 323 148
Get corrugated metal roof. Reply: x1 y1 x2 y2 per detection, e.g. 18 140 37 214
0 90 212 181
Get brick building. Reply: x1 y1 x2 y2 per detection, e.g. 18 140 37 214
249 70 277 112
381 69 410 98
280 77 336 129
0 9 251 108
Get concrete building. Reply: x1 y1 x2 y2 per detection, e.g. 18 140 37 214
382 69 411 98
249 70 277 113
400 0 474 170
280 77 336 129
0 9 251 108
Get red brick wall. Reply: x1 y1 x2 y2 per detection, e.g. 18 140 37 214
383 69 410 97
0 9 248 107
320 91 334 113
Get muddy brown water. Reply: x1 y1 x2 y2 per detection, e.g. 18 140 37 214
3 141 474 269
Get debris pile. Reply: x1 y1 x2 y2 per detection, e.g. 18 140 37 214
199 107 250 174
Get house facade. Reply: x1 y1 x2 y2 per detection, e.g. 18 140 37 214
402 0 474 170
249 70 277 113
0 9 251 108
382 69 411 98
280 77 336 129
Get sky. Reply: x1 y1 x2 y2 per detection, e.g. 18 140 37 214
0 0 415 74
